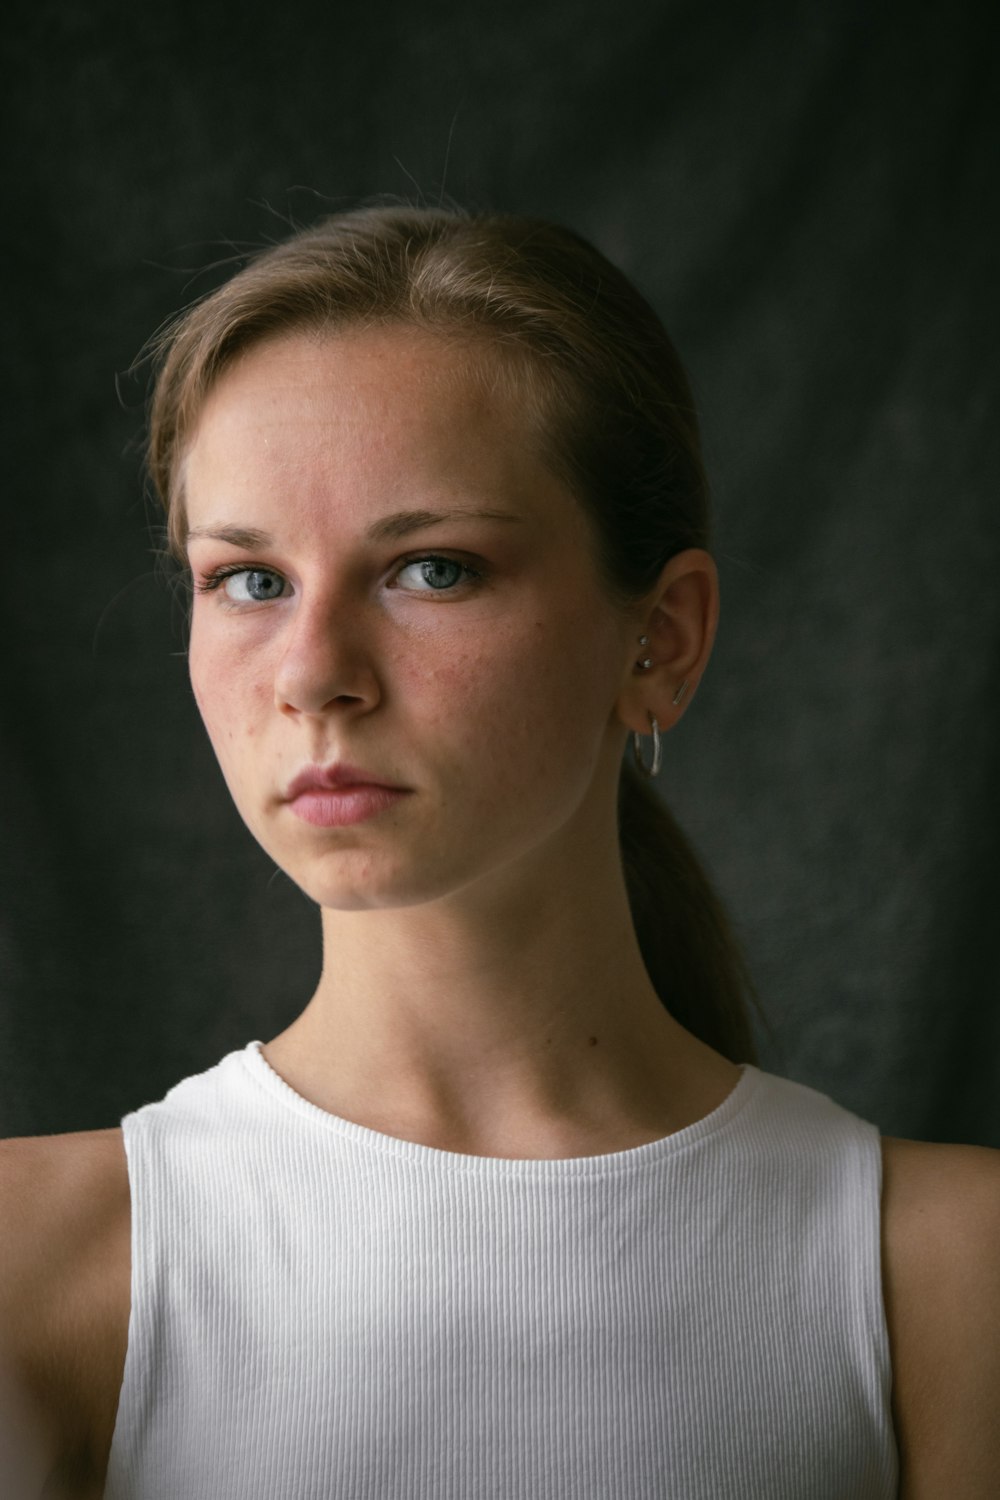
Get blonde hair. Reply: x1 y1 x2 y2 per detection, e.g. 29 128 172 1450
145 203 772 1064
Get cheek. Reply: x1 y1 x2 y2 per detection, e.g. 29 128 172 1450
189 631 258 759
407 616 596 793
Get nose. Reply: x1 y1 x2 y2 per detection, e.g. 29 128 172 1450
273 601 381 717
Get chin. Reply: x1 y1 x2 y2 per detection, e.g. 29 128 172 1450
307 881 455 913
300 847 503 913
280 847 447 909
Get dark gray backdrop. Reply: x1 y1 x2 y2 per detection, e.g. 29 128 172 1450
3 0 998 1145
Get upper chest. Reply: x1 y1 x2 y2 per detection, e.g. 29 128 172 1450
53 1132 955 1494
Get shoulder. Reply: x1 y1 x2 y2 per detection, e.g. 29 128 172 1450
880 1135 1000 1498
0 1128 130 1495
0 1124 127 1211
0 1127 129 1302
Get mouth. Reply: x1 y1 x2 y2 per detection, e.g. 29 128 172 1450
283 761 408 801
286 783 411 828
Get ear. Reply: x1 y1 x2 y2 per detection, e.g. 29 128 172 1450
614 548 720 738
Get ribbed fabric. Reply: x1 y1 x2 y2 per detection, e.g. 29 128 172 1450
102 1043 898 1499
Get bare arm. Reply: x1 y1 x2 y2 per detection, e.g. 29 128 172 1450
0 1345 59 1500
0 1132 129 1500
881 1136 1000 1499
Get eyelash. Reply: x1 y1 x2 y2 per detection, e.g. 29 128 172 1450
193 553 485 607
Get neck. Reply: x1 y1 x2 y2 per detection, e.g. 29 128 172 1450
261 852 739 1157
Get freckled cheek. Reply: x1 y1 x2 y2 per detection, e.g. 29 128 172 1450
189 648 262 762
411 633 570 791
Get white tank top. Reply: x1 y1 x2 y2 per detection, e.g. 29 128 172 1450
102 1041 899 1499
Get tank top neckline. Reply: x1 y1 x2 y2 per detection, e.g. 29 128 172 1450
237 1039 762 1177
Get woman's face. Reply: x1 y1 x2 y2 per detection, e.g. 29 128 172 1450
184 326 636 912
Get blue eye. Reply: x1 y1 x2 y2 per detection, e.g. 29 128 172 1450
193 553 485 607
395 556 479 592
194 567 286 604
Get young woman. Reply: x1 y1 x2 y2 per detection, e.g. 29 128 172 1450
1 205 997 1499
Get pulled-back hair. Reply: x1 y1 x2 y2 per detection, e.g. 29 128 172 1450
145 203 771 1065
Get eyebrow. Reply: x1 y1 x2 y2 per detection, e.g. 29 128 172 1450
184 507 527 552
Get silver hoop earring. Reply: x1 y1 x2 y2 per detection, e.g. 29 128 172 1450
632 711 662 778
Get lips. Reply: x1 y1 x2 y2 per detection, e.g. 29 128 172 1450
284 762 406 801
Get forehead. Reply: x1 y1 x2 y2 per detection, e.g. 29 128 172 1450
190 325 529 453
182 324 571 528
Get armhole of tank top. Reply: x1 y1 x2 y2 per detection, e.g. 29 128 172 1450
858 1119 895 1413
103 1108 147 1490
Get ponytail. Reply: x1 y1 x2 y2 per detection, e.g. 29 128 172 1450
618 759 771 1064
